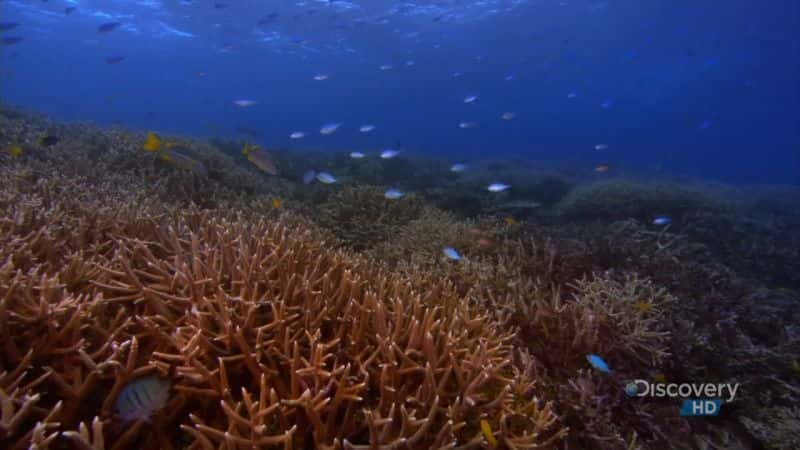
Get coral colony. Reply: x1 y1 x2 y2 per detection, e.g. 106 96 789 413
1 108 799 449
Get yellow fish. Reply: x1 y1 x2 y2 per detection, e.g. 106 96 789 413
480 419 498 447
143 132 162 152
635 300 652 314
159 147 207 177
242 142 278 175
6 145 22 158
271 198 282 209
143 132 207 176
790 360 800 376
504 216 517 226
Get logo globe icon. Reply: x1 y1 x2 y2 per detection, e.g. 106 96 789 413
625 382 640 397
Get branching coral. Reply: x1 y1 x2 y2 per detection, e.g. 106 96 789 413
0 168 564 448
317 185 424 250
555 180 726 222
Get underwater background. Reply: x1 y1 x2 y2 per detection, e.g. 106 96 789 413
1 0 799 184
1 1 800 450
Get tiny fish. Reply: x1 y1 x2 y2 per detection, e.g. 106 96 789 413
6 145 22 158
384 189 404 199
349 151 365 159
487 183 510 193
595 164 610 173
450 163 467 173
115 375 171 422
320 122 341 135
443 247 461 261
504 74 515 81
313 73 329 81
160 147 208 177
1 36 22 45
105 55 126 64
405 60 415 66
379 64 393 71
594 144 608 150
459 122 477 129
233 99 257 107
567 90 578 99
358 124 375 133
586 354 611 373
380 149 399 159
464 94 479 104
501 112 516 120
98 22 121 33
698 120 712 130
271 198 282 209
452 71 463 78
315 172 337 184
302 170 316 184
601 99 614 109
242 143 277 175
652 216 671 226
290 131 306 139
38 135 59 147
480 419 498 447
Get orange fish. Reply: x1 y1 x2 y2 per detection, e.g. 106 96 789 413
595 164 610 173
242 143 278 175
271 198 282 209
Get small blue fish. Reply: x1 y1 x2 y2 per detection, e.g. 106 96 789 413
98 22 121 33
350 151 366 159
567 90 578 99
601 99 614 109
450 163 467 173
320 123 341 135
464 94 479 104
115 375 171 422
459 122 477 129
586 354 611 373
302 170 316 184
487 183 511 193
380 149 399 159
359 124 375 133
652 216 671 226
290 131 305 139
384 189 404 199
316 172 337 184
443 247 461 261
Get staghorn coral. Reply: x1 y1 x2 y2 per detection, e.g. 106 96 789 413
0 167 565 449
367 208 503 268
317 185 424 251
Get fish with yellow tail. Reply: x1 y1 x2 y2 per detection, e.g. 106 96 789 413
480 419 498 447
242 142 278 175
143 132 208 177
5 144 23 158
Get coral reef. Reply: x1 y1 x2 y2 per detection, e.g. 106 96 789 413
2 107 800 449
555 180 727 222
317 185 424 251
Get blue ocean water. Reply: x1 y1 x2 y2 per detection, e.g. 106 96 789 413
1 0 797 185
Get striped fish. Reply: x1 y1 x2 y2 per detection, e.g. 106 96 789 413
115 375 171 422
